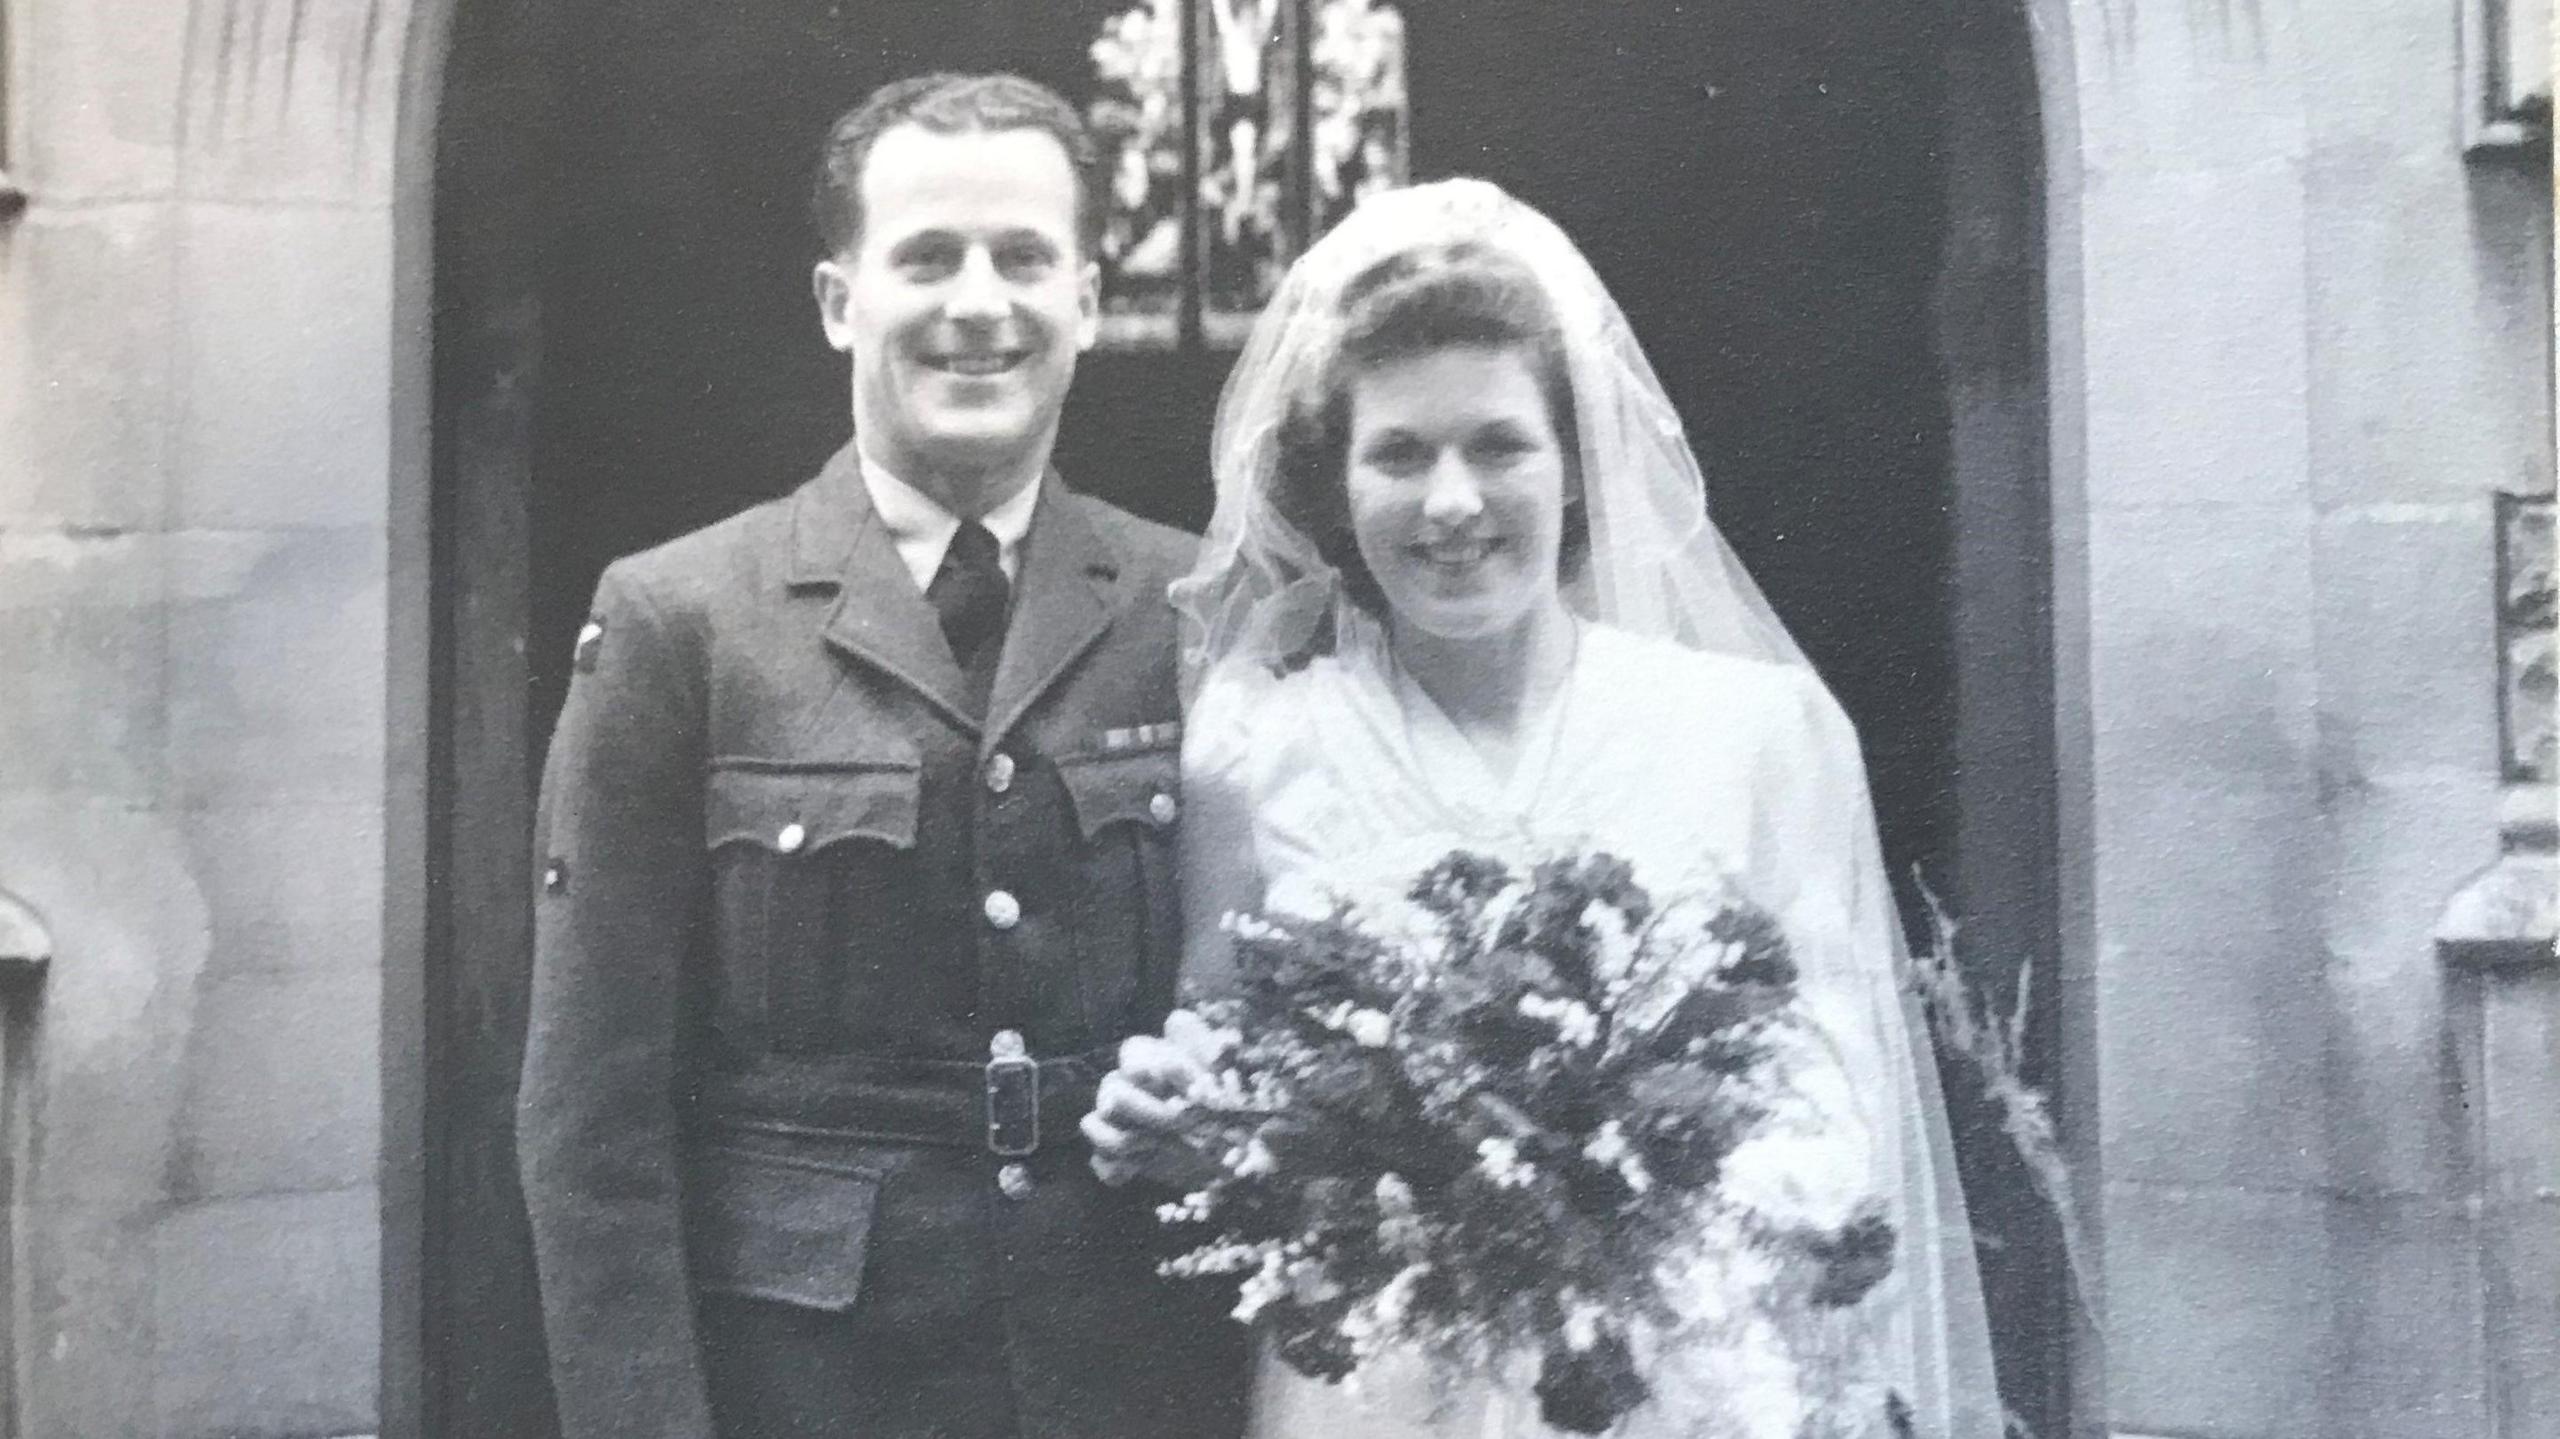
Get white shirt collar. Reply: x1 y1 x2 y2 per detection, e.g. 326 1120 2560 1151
857 449 1043 591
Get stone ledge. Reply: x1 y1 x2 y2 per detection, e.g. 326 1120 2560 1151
0 887 50 984
2436 850 2558 973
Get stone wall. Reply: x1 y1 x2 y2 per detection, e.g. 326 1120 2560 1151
2064 3 2552 1437
0 2 405 1434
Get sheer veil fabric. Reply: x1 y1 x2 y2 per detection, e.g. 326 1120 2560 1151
1169 179 2005 1438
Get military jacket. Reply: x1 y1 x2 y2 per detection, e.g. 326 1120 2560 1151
517 444 1242 1439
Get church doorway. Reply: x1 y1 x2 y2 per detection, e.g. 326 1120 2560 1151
415 1 2074 1433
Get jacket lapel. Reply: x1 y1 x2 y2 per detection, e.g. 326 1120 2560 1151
793 442 983 735
984 474 1121 747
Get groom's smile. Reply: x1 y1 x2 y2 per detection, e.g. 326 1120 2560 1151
922 345 1034 378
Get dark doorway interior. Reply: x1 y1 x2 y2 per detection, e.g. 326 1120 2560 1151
526 2 1965 850
422 2 2066 1435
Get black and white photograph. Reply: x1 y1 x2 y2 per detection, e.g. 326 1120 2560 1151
0 2 2551 1437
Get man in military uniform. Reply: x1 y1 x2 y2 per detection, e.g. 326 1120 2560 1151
517 73 1246 1439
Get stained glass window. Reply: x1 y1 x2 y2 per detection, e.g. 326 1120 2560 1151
1087 0 1408 349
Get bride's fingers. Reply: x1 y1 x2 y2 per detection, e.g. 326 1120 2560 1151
1081 1110 1193 1188
1163 1008 1224 1064
1115 1035 1204 1101
1093 1069 1188 1137
1087 1140 1146 1188
1080 1108 1134 1157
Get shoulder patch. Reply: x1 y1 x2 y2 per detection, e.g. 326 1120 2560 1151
573 616 606 673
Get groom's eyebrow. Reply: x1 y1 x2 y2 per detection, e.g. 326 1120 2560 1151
888 226 1062 259
990 227 1064 257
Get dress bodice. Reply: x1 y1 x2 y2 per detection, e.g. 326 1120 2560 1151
1175 626 1934 1439
1181 625 1870 1003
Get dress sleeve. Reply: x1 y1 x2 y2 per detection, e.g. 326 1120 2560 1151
1177 662 1273 1000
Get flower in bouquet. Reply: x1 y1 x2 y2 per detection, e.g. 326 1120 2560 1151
1154 848 1900 1435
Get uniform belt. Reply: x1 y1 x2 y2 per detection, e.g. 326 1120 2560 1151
693 1045 1118 1158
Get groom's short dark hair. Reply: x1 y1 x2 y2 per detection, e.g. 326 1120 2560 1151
813 73 1101 259
1278 243 1591 617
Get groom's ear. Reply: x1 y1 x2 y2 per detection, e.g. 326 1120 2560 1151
1075 257 1101 353
814 256 858 354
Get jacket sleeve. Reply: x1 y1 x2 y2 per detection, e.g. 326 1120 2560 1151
517 561 716 1439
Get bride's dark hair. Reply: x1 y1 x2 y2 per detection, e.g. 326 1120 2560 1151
1273 241 1589 616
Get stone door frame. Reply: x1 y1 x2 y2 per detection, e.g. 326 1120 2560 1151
380 2 2105 1434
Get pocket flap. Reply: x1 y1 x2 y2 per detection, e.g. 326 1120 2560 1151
707 763 921 853
1055 748 1181 841
686 1148 882 1312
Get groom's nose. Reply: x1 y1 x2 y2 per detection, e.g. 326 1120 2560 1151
944 248 1009 323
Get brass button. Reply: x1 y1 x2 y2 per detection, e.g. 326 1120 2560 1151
542 859 569 894
1148 792 1179 825
983 889 1021 930
776 821 807 854
996 1162 1035 1200
984 752 1016 794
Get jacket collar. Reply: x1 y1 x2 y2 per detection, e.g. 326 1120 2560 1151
790 440 1125 744
984 477 1122 746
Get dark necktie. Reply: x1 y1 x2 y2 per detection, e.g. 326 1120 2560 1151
926 519 1010 673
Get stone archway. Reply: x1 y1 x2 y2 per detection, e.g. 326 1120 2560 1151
380 3 2100 1436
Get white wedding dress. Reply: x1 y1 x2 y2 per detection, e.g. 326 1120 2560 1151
1163 178 2004 1439
1180 624 1994 1439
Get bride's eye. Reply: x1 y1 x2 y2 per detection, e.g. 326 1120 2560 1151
1466 429 1539 468
1360 436 1435 478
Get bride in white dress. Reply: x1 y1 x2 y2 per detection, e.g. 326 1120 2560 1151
1089 180 2003 1439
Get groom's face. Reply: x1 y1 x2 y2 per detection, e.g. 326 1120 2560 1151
815 124 1100 509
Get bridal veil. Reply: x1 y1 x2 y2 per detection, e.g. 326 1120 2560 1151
1170 178 2007 1439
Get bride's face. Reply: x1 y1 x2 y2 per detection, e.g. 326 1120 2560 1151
1344 345 1571 644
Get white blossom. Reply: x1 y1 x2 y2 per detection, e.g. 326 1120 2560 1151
1159 1237 1274 1279
1583 1120 1654 1195
1219 909 1285 942
1225 1133 1278 1179
1232 1248 1289 1323
1345 1007 1393 1047
1581 898 1639 985
1561 1295 1608 1353
1338 1262 1430 1355
1286 1254 1342 1304
1519 992 1600 1048
1477 881 1530 942
1476 1136 1536 1189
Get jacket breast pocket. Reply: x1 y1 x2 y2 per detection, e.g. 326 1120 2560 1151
685 1145 887 1312
1054 745 1182 1037
707 759 921 1055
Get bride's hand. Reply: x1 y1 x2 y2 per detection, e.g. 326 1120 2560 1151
1084 1009 1224 1190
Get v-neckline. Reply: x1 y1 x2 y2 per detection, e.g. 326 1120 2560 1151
1375 626 1583 830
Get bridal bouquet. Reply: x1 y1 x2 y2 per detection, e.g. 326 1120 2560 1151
1154 849 1898 1435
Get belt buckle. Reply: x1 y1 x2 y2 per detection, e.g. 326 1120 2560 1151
985 1029 1040 1157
